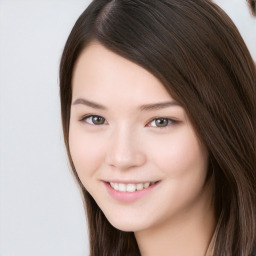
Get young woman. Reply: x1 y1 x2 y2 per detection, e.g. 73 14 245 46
59 0 256 255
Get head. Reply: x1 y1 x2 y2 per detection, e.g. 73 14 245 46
59 0 256 255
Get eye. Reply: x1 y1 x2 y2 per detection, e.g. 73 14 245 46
248 0 256 16
81 115 107 125
148 118 176 128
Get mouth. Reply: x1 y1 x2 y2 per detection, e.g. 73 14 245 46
104 180 160 202
106 181 159 193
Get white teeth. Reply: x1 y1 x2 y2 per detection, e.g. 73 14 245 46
114 183 119 190
119 183 126 192
127 184 136 192
144 182 150 188
109 182 156 192
136 183 144 191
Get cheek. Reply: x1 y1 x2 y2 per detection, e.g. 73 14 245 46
68 127 106 181
142 129 209 223
146 127 208 186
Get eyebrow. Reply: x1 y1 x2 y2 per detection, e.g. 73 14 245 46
72 98 107 110
72 98 181 111
139 101 181 111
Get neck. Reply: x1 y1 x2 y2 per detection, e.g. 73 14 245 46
135 184 216 256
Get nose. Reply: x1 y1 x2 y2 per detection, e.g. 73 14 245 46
105 126 146 171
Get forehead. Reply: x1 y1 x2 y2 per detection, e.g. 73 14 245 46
71 43 173 104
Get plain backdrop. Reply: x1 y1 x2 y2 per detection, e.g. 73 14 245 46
0 1 255 255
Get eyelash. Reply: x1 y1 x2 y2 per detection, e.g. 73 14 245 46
80 115 178 128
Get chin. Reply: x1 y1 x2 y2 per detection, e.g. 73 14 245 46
105 213 149 232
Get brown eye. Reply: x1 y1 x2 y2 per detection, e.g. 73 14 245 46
82 115 106 125
149 118 174 128
92 116 105 125
155 118 169 127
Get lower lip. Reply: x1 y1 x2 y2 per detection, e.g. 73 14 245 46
104 182 159 203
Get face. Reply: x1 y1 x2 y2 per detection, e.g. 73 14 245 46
69 43 210 232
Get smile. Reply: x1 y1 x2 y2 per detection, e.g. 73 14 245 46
109 182 156 192
104 181 160 202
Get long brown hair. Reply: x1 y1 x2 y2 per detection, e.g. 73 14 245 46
59 0 256 255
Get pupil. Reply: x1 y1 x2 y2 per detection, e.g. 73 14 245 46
156 118 168 127
93 116 104 125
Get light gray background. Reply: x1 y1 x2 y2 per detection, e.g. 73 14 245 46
0 1 255 255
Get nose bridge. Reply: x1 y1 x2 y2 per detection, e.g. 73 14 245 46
105 123 146 170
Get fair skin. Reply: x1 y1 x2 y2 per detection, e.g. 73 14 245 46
69 42 216 256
